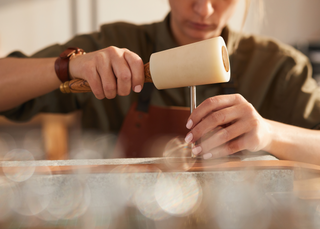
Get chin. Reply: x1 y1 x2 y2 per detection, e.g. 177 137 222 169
187 31 217 42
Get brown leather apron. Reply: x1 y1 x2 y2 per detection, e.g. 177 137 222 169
114 102 190 158
114 79 237 158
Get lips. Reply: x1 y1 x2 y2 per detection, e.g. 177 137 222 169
188 21 216 31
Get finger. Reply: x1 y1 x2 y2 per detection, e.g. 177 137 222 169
201 136 247 160
112 57 132 96
82 61 106 99
69 54 106 99
124 50 144 93
86 70 106 99
186 94 246 129
96 57 117 99
189 104 243 143
191 118 252 156
201 144 230 160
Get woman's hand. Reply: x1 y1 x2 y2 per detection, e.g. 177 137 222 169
69 46 145 99
185 94 273 159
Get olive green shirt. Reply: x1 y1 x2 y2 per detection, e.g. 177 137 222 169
2 14 320 133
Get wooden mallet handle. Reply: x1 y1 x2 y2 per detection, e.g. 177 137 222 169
60 63 152 93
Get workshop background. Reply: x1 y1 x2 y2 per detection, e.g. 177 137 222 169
0 0 320 160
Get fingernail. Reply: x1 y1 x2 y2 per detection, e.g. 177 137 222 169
203 153 212 160
185 133 193 144
192 146 202 155
186 119 193 129
134 85 142 93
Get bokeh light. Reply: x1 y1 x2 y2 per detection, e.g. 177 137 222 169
45 177 91 220
3 149 35 183
133 183 171 221
154 173 201 216
163 137 197 171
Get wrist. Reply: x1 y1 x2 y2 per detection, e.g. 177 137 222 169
68 52 84 80
260 119 276 153
54 47 85 82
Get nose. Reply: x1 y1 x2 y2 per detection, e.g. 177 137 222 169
193 0 214 19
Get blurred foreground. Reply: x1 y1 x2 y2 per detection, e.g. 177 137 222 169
1 150 320 229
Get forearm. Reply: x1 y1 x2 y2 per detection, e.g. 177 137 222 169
265 119 320 165
0 57 60 112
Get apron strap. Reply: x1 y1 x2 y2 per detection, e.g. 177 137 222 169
221 77 237 94
136 83 155 113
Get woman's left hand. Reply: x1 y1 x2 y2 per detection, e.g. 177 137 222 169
185 94 273 159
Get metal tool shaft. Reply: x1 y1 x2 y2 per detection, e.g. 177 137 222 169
190 86 196 113
190 86 196 158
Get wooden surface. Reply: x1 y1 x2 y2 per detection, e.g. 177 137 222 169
2 159 320 176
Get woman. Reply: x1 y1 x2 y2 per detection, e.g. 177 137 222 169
0 0 319 164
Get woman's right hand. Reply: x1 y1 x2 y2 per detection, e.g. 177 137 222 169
69 46 145 99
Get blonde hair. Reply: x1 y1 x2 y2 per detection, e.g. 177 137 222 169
242 0 251 30
232 0 264 51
